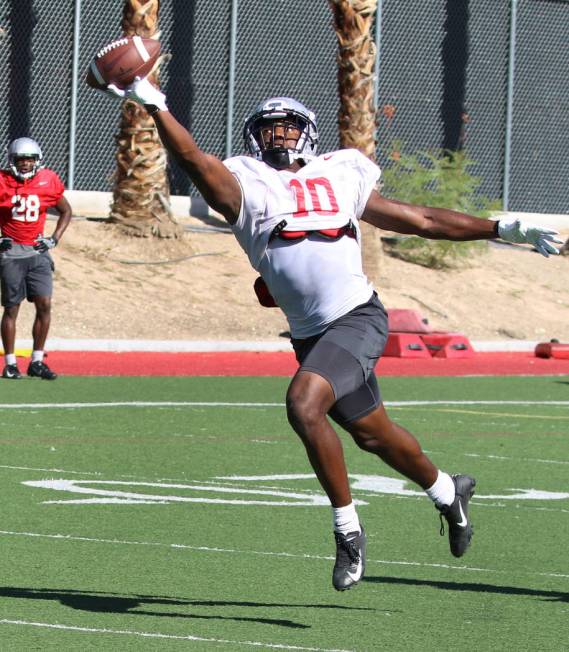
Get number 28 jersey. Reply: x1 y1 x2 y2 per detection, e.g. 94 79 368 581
224 149 381 338
0 168 65 245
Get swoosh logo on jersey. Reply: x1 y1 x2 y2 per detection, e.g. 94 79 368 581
457 500 467 527
323 154 333 160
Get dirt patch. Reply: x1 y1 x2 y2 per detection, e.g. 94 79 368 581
13 216 569 344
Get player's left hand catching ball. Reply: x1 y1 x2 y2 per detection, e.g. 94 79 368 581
497 217 563 257
34 235 58 253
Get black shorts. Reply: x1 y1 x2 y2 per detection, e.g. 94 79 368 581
0 254 54 307
291 292 388 427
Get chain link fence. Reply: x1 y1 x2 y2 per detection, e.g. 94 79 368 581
0 0 567 212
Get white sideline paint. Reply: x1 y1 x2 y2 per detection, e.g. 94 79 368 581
9 337 548 352
0 399 568 410
0 529 567 580
0 619 353 651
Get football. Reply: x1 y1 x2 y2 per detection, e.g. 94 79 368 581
85 35 160 90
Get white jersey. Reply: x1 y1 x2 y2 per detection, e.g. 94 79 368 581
224 149 381 338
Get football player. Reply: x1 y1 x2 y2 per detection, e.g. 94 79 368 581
0 137 72 380
102 77 561 590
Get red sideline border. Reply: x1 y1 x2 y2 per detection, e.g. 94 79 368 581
28 350 569 376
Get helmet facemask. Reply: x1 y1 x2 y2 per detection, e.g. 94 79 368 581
6 137 43 180
243 97 318 170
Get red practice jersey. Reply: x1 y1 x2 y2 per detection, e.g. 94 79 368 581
0 168 65 245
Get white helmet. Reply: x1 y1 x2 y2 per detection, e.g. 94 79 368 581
243 97 318 170
7 137 43 180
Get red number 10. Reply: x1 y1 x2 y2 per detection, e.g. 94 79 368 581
289 177 339 218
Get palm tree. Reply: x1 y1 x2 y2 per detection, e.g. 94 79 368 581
329 0 381 282
110 0 182 238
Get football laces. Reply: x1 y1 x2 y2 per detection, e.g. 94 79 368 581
96 38 129 59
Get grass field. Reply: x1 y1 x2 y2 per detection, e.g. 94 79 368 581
0 375 568 651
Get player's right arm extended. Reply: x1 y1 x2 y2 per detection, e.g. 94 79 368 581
153 111 240 224
105 77 241 225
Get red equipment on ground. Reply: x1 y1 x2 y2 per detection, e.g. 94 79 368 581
385 309 475 359
534 341 569 359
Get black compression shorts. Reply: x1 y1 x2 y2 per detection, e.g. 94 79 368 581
291 292 388 426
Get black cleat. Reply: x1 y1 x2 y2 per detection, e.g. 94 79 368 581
27 360 58 380
2 364 22 379
332 525 366 591
437 474 476 557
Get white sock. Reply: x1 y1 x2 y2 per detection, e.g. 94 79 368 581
332 503 361 535
426 470 455 508
5 353 16 366
31 350 44 363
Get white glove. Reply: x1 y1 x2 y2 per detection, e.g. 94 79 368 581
106 77 168 114
497 217 563 257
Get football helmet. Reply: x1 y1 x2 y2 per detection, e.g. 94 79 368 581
6 137 43 180
243 97 318 170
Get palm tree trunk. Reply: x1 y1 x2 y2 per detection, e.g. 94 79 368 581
329 0 382 283
110 0 182 238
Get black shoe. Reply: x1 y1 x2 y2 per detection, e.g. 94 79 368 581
332 525 366 591
437 474 476 557
27 360 57 380
2 363 22 379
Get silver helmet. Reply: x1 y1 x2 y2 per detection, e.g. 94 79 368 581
7 137 43 180
243 97 318 170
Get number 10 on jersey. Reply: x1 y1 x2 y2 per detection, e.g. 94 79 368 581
289 177 339 218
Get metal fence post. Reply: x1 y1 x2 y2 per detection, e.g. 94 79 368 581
373 0 383 141
67 0 82 190
503 0 518 211
226 0 239 159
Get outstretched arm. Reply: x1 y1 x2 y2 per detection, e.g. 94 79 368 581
107 78 241 225
362 189 562 257
362 190 496 240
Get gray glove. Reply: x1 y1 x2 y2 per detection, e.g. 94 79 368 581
0 237 13 252
497 217 563 257
34 235 58 253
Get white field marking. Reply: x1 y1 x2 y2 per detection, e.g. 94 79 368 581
417 408 569 421
0 529 567 580
464 453 569 466
16 472 569 505
22 479 336 507
21 474 569 505
218 474 569 502
0 619 354 651
0 401 284 409
0 400 568 410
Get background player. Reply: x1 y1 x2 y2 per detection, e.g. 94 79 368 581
0 137 72 380
100 77 561 590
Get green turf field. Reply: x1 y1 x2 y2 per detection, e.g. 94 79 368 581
0 375 567 650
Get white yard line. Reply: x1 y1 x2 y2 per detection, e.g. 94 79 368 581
0 619 354 651
0 529 566 580
0 400 567 410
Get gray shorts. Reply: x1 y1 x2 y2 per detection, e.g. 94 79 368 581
291 292 388 426
0 254 54 307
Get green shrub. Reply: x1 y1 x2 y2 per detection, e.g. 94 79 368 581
380 146 501 269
